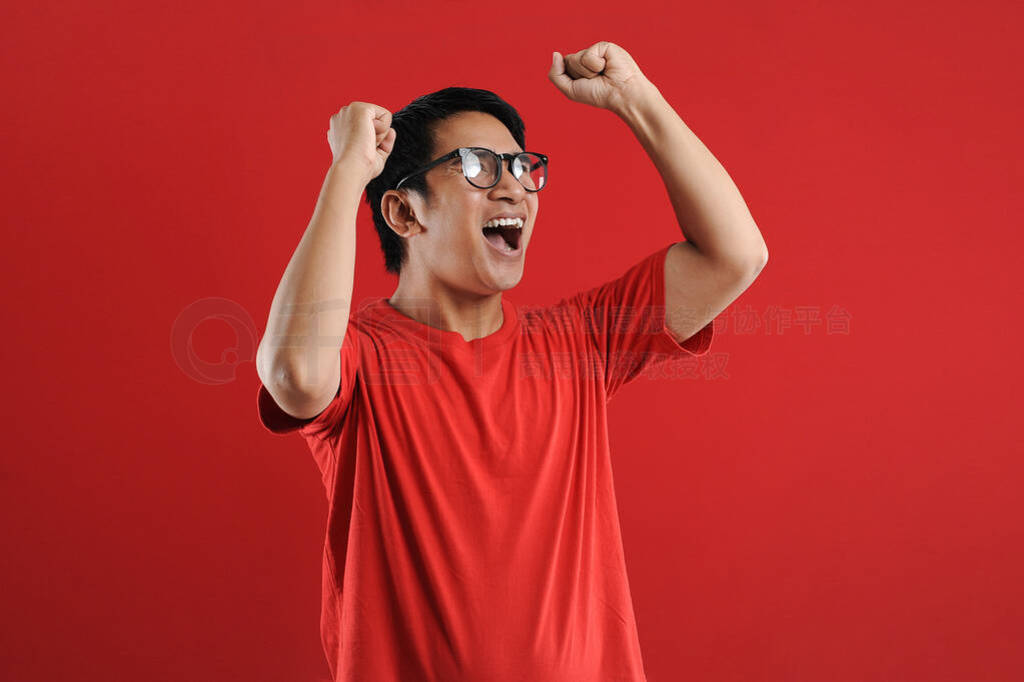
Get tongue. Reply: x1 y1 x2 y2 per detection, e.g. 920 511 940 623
484 230 507 249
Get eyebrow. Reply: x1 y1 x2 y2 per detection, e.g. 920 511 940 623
457 147 526 156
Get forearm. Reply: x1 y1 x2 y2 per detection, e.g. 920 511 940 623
616 82 767 268
256 160 365 391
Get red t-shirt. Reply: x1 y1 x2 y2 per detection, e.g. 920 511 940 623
256 243 715 682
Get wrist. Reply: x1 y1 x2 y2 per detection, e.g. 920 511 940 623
330 157 375 188
611 79 664 127
322 160 373 209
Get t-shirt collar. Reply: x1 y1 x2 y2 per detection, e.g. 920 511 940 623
366 295 519 353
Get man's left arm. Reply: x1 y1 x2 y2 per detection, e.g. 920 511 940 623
550 42 769 343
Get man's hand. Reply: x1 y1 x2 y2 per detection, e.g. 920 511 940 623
327 102 397 183
547 41 655 117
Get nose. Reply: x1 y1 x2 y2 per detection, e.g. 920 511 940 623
488 159 528 201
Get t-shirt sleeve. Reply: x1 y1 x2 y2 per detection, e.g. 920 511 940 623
256 325 360 440
563 242 715 401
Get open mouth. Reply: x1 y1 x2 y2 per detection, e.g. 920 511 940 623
481 218 523 254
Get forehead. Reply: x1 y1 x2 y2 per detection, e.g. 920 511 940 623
431 111 522 157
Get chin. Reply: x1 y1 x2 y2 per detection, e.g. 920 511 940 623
496 271 525 291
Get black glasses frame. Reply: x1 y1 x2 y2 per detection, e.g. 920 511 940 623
394 147 549 192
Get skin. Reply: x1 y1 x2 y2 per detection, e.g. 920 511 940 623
259 40 767 420
380 111 539 343
548 42 768 343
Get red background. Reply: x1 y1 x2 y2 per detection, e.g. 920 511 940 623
3 0 1021 680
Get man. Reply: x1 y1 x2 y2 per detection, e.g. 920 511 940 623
256 41 767 682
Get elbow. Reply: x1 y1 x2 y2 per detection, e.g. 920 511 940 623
258 338 338 398
257 339 305 391
723 244 768 280
754 245 768 273
715 226 768 278
746 237 769 276
742 226 769 275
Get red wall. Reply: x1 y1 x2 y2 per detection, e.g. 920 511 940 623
3 0 1021 680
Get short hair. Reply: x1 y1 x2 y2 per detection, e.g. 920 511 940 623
364 86 527 276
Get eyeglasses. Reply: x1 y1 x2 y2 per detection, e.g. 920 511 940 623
394 147 549 193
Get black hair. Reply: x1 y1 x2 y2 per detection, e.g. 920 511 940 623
364 86 526 276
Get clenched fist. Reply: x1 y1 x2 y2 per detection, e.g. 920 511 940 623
548 41 655 118
327 102 397 183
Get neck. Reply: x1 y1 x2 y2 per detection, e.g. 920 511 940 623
388 278 504 343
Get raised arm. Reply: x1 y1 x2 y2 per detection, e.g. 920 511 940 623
617 82 767 342
549 42 768 343
255 103 395 419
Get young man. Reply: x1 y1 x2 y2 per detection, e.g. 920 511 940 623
256 42 767 682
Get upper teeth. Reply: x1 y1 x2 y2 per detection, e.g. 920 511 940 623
482 217 524 229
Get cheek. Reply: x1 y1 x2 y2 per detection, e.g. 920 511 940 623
433 221 480 253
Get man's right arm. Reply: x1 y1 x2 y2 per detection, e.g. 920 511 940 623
255 161 366 421
257 102 396 421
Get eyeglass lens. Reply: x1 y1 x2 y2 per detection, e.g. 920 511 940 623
461 148 546 191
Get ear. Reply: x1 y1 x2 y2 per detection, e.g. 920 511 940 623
381 189 424 238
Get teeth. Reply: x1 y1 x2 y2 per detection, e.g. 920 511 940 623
482 217 524 229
